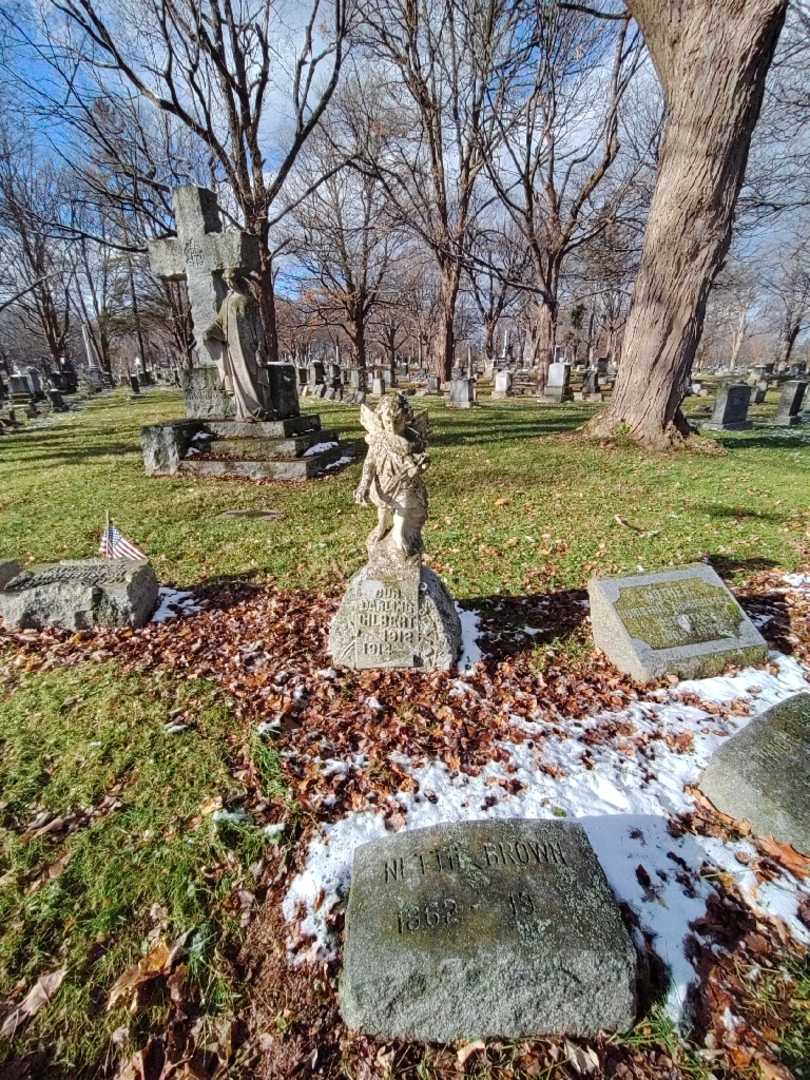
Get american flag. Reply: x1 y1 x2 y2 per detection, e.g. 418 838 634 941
99 518 147 561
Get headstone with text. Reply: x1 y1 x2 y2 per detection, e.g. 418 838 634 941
699 694 809 852
0 559 159 630
588 563 767 681
340 819 637 1041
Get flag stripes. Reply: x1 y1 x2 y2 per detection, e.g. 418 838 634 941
99 520 147 561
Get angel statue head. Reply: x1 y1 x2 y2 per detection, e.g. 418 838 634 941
354 393 431 558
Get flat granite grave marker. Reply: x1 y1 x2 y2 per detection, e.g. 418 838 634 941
700 693 810 853
588 563 767 681
340 818 637 1042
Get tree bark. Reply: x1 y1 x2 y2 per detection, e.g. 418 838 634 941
435 263 461 381
533 300 556 394
585 0 787 450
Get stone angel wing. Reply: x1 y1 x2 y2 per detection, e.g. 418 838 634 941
359 403 384 438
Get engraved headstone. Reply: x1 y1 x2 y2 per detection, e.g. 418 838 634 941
771 380 807 427
702 383 752 431
588 563 767 681
0 558 159 630
700 694 810 852
330 395 461 671
340 819 637 1041
371 372 385 397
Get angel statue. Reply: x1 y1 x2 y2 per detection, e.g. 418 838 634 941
354 393 431 557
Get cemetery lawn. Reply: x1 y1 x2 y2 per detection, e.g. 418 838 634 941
0 663 285 1074
0 388 807 600
0 390 809 1079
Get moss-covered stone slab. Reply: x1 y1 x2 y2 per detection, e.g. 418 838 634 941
699 693 810 852
588 563 767 682
339 819 636 1042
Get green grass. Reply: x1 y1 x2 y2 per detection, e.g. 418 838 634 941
0 387 807 596
0 664 281 1073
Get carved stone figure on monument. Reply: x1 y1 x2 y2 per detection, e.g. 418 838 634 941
354 394 429 557
330 393 461 671
203 267 269 421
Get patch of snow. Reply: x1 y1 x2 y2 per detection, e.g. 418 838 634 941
304 440 339 456
256 720 281 737
212 808 249 825
365 696 384 711
457 606 483 673
151 587 201 624
324 455 354 471
283 652 810 1023
783 572 810 589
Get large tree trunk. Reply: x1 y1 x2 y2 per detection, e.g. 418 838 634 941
586 0 787 450
435 263 461 381
533 300 556 394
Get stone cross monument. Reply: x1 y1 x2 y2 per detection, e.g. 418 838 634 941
148 186 260 368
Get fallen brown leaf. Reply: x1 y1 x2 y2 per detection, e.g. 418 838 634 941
1 968 66 1039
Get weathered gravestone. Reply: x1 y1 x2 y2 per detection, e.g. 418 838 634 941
699 693 809 853
0 559 159 630
493 370 513 398
771 380 807 427
702 383 752 431
448 376 475 409
330 394 461 670
588 563 767 681
340 819 637 1041
540 362 572 404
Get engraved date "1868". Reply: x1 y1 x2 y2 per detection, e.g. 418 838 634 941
396 897 461 934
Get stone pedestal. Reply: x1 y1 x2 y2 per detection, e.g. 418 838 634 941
142 415 356 481
330 544 461 671
180 363 299 421
702 383 753 431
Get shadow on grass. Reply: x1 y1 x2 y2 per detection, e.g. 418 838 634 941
463 587 589 661
713 429 810 451
703 505 787 525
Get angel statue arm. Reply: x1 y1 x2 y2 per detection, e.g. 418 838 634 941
354 449 376 505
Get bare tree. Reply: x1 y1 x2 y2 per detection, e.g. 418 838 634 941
0 123 75 369
585 0 788 449
354 0 521 380
284 94 402 373
22 0 352 359
483 3 642 388
465 220 531 372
